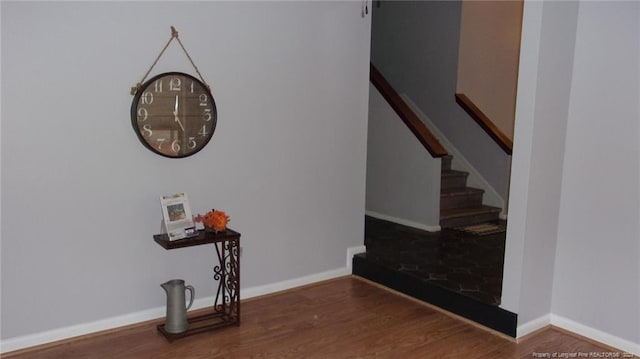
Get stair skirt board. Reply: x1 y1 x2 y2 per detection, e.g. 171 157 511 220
352 254 517 337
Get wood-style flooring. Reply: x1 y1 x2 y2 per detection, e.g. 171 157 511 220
4 277 634 359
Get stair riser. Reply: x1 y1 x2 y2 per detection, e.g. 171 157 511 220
442 156 452 171
440 211 500 228
440 156 502 228
440 193 484 211
441 175 468 189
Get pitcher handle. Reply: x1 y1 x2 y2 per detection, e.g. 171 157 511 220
185 285 195 311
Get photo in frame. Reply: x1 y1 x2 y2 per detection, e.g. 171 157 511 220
160 193 197 241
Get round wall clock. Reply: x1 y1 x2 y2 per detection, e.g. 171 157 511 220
131 72 217 158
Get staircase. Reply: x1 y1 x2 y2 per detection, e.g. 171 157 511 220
440 155 501 228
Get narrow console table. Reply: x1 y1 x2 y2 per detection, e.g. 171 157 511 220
153 228 241 341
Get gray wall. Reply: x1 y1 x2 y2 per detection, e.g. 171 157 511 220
504 0 640 352
370 1 511 200
1 1 371 345
504 0 579 325
366 84 441 229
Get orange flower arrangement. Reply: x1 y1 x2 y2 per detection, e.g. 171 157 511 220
195 209 230 233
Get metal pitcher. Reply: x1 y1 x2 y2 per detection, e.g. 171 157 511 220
161 279 195 333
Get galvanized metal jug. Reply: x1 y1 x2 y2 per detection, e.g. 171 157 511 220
161 279 195 333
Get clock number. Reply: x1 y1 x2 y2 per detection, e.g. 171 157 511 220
199 94 208 106
142 124 153 137
190 81 195 93
156 138 166 150
203 108 212 121
137 108 148 121
169 78 181 91
199 125 208 136
188 137 197 149
154 80 163 93
171 140 181 153
141 91 154 105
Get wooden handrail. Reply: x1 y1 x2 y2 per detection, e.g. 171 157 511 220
370 64 448 158
455 93 513 155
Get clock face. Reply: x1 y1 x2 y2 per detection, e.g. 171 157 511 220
131 72 217 158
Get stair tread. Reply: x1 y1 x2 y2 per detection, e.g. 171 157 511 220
441 169 468 177
440 205 501 219
439 155 501 227
440 187 484 197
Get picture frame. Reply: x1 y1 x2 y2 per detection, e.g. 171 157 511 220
160 193 197 241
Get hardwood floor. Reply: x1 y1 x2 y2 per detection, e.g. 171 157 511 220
4 277 634 358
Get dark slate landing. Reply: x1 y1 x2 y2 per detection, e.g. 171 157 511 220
352 216 517 337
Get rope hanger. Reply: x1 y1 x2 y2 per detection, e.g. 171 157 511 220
130 26 210 95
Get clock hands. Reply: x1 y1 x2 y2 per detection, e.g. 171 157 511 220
174 95 178 115
173 95 185 132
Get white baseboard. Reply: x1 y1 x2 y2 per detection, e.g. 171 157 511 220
0 305 166 354
1 249 363 354
517 313 639 355
365 210 441 232
550 314 640 356
346 245 366 271
401 95 506 214
241 267 350 300
517 314 551 338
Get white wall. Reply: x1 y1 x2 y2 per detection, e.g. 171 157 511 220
366 84 441 230
552 0 639 348
0 1 371 347
504 0 640 353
